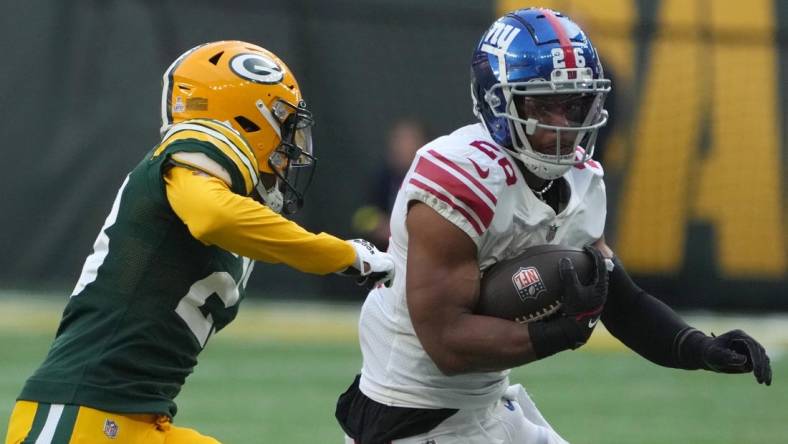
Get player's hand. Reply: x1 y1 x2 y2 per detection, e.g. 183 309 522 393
701 329 772 385
339 239 395 289
526 247 609 358
558 246 609 345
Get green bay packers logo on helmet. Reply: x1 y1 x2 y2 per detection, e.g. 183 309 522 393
230 54 284 84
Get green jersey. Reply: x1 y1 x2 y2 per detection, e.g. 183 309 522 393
20 120 259 417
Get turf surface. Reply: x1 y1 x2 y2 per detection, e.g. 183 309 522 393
1 298 786 443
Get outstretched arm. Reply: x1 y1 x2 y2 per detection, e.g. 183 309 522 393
597 239 772 385
165 165 394 285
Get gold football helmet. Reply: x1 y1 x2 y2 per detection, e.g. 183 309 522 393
161 41 315 213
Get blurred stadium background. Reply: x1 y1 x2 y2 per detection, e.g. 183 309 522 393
1 0 786 442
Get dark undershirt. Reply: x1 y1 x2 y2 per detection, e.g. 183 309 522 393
536 177 570 214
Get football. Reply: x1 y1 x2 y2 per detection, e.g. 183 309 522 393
476 245 595 324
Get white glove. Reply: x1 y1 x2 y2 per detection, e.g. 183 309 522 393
340 239 395 288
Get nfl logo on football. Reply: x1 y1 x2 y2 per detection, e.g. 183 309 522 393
511 267 547 301
103 419 119 439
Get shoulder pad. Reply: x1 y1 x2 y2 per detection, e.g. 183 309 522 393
404 137 515 241
155 119 259 194
170 151 233 187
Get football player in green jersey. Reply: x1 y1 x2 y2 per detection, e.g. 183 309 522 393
4 41 395 444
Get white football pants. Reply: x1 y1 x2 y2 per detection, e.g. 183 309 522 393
344 384 568 444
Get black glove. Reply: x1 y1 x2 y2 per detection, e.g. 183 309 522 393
528 246 609 359
558 246 609 342
685 329 772 385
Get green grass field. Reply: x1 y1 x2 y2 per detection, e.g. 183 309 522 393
1 295 787 443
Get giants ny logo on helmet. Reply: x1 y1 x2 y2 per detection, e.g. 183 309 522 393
480 22 520 56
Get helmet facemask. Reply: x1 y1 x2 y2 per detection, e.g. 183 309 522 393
487 73 610 180
256 99 316 215
469 7 613 181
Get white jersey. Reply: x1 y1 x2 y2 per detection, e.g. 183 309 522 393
358 123 606 409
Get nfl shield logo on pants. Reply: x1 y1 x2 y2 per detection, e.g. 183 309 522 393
103 419 119 439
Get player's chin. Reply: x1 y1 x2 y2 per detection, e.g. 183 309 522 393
534 145 573 157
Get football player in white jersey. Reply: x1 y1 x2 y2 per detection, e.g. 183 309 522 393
335 8 772 444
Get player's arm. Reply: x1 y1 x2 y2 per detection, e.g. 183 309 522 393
595 238 772 385
406 202 537 374
165 165 392 279
406 203 606 374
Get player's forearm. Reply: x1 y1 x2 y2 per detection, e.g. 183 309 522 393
421 313 539 375
601 256 702 369
202 213 355 274
166 166 356 274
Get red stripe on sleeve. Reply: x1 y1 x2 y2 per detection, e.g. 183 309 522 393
428 150 497 204
541 9 576 68
413 157 494 228
409 178 483 235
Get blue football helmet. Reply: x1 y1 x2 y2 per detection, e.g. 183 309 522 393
471 8 611 179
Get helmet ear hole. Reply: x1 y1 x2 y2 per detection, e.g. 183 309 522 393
234 116 260 133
